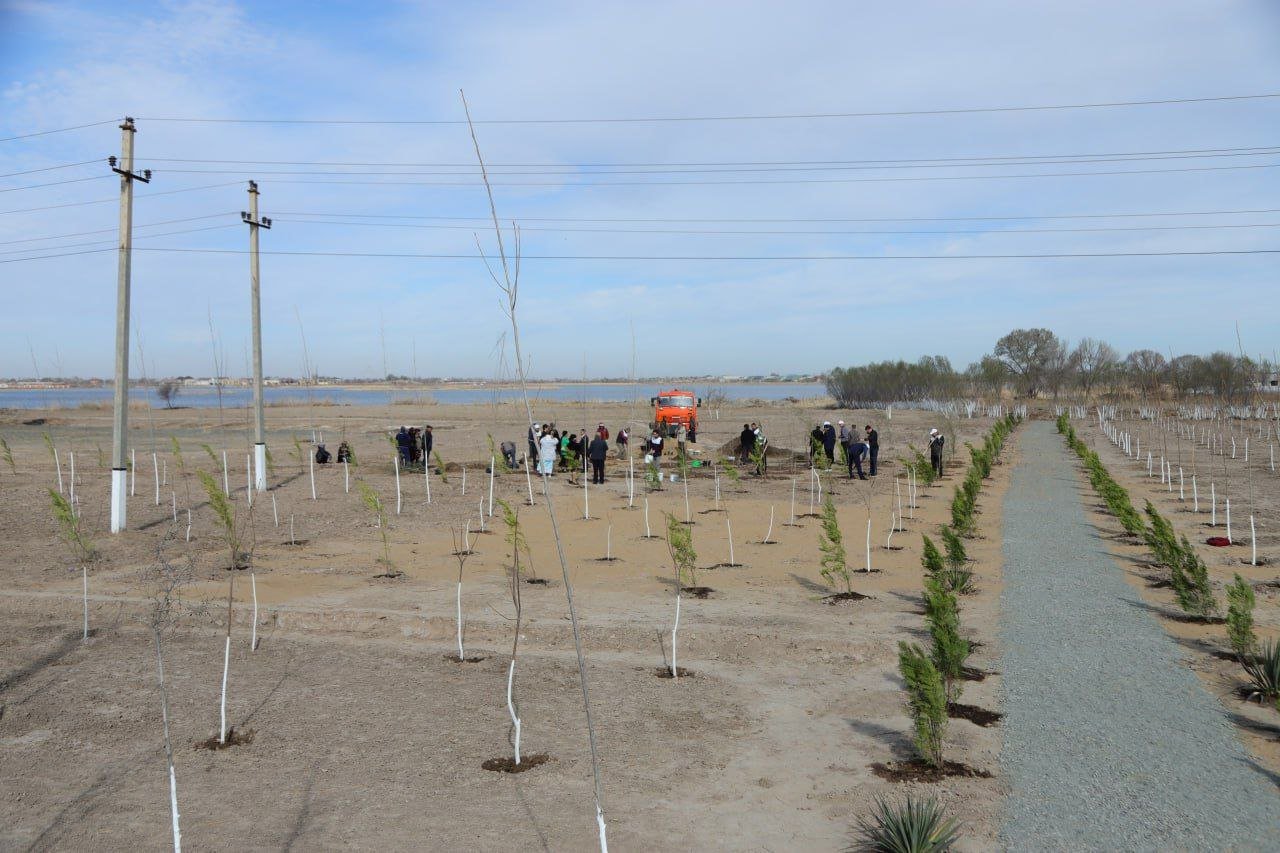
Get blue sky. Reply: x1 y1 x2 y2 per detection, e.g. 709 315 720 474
2 0 1279 379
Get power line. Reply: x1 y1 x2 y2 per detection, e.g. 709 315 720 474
0 119 118 143
0 181 242 216
225 160 1280 187
270 216 1280 237
0 175 114 194
134 91 1280 125
7 245 1278 264
132 144 1280 169
0 223 241 256
0 160 103 178
142 148 1280 177
273 207 1280 224
0 212 236 246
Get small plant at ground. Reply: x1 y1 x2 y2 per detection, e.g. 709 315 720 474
898 642 946 769
50 489 95 563
356 480 395 574
1225 574 1256 660
937 565 976 596
1242 639 1280 703
939 527 967 569
721 458 741 484
920 534 944 576
197 470 240 570
817 495 852 594
0 435 14 473
199 443 218 466
902 447 936 486
924 577 969 703
855 795 962 853
645 459 662 491
1170 535 1217 619
666 512 697 588
433 450 448 483
749 441 768 476
487 433 511 474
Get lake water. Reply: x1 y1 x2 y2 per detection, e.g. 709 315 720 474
0 383 828 410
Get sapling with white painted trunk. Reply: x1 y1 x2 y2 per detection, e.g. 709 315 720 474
196 470 241 745
497 499 528 763
664 513 698 678
50 489 95 641
146 536 193 852
450 525 473 660
357 480 400 578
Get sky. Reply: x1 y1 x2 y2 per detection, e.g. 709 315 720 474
1 0 1279 380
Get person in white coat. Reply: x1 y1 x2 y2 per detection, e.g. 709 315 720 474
538 429 559 476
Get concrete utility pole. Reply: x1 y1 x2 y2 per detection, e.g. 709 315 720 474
108 118 151 533
242 181 272 492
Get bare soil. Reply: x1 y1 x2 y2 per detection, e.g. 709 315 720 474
0 397 1011 850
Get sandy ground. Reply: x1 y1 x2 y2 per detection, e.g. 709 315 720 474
0 398 1013 851
1070 416 1280 782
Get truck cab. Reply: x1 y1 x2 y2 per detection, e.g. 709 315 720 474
651 389 700 440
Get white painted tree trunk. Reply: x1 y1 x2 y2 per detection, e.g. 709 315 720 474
461 466 467 496
185 509 192 542
506 659 522 765
584 465 590 520
671 592 681 679
1179 467 1184 500
394 455 402 515
68 451 75 502
171 491 177 522
245 456 252 507
271 494 278 527
864 516 872 572
250 572 258 651
54 446 64 494
523 455 532 505
1211 483 1217 526
221 451 229 497
1192 476 1199 512
425 459 432 504
1250 515 1257 566
644 497 651 537
1226 498 1232 544
82 565 88 641
887 513 896 550
726 515 734 565
456 582 465 661
789 479 796 524
153 452 161 506
309 453 316 500
219 634 230 744
627 457 634 508
344 460 349 494
764 506 774 543
130 448 136 496
488 458 495 517
606 523 612 560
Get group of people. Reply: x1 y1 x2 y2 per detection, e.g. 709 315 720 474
737 423 769 474
394 425 434 467
313 440 354 465
810 420 879 479
532 422 619 482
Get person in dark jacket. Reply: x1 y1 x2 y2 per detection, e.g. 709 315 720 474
929 428 945 477
528 423 539 463
821 421 837 462
615 427 629 459
588 432 609 483
422 425 434 461
864 424 879 475
500 440 517 470
336 441 353 464
314 444 331 464
740 424 756 463
395 427 413 465
809 424 825 464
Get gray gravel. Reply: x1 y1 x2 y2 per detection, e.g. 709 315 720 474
998 421 1280 851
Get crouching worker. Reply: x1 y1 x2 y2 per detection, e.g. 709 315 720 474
500 440 517 470
315 444 332 464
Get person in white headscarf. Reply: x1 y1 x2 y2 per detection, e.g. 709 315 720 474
928 428 945 478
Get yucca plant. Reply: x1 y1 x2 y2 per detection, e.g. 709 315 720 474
1242 639 1280 704
818 494 852 594
1225 574 1256 660
897 642 946 769
855 795 961 853
937 565 976 596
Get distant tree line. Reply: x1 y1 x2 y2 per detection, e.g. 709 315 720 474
827 328 1273 405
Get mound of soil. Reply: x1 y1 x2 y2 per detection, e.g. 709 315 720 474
195 727 255 751
706 562 743 570
870 759 992 783
594 557 621 563
371 571 405 580
681 586 713 598
655 666 696 679
443 654 486 664
947 702 1003 727
524 577 550 586
822 591 870 604
482 753 551 773
280 540 309 548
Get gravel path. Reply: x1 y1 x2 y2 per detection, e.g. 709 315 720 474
998 420 1280 851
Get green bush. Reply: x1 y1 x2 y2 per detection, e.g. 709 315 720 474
898 642 947 769
1170 535 1217 619
1242 639 1280 703
940 527 967 570
920 535 944 576
1226 574 1256 659
818 495 852 594
855 795 961 853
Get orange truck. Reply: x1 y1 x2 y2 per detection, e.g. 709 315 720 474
650 389 701 440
